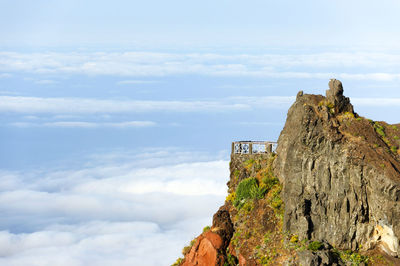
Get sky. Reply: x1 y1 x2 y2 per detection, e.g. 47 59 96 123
1 1 400 265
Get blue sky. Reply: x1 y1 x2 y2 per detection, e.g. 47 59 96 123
1 1 400 265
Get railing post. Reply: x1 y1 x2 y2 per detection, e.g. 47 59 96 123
267 143 272 153
249 143 253 154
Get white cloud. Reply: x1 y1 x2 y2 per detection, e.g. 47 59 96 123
1 51 400 80
0 96 250 114
0 73 12 78
9 121 156 128
117 80 160 85
352 98 400 107
35 79 58 85
0 149 228 265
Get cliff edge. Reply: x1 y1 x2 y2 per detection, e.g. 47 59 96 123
174 80 400 266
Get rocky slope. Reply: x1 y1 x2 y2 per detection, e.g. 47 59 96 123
174 79 400 266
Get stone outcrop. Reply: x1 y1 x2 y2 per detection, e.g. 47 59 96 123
181 206 234 266
178 79 400 265
274 79 400 257
326 79 354 114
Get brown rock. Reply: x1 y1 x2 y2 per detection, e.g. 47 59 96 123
238 254 246 266
182 232 225 266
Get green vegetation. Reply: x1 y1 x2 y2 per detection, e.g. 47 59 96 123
233 177 266 209
261 171 279 191
374 123 386 137
391 146 398 154
333 249 369 266
226 191 236 203
343 111 355 119
270 186 283 210
289 235 299 243
202 226 211 233
263 232 272 244
224 250 238 266
231 231 240 247
372 122 400 155
182 239 196 255
318 100 335 114
307 241 323 251
244 159 256 169
171 258 183 266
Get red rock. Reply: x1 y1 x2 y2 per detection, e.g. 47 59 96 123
182 232 225 266
238 254 246 266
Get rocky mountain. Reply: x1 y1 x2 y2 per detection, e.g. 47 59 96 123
173 80 400 266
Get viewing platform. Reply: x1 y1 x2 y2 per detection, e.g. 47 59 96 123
231 141 277 155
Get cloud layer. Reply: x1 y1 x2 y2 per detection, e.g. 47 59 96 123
1 51 400 80
0 95 294 115
11 121 156 128
0 149 228 265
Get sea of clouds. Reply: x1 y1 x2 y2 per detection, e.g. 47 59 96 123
0 148 228 266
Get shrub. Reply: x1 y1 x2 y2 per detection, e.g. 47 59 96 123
202 226 211 233
233 177 266 209
171 258 183 266
262 172 279 191
226 192 236 203
307 241 323 251
182 239 196 255
290 235 299 243
338 249 369 265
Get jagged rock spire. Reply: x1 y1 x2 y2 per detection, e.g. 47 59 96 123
326 79 354 114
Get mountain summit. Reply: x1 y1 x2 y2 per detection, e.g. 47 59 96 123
175 80 400 266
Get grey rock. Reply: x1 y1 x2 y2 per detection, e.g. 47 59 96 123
274 81 400 257
297 250 340 266
325 79 354 114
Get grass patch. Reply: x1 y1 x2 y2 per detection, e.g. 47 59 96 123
374 123 386 137
233 177 266 209
307 241 323 251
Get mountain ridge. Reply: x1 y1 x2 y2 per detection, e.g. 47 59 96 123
174 80 400 266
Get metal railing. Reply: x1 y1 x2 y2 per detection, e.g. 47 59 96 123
231 141 277 155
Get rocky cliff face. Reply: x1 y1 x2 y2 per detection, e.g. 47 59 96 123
275 80 400 258
175 80 400 266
